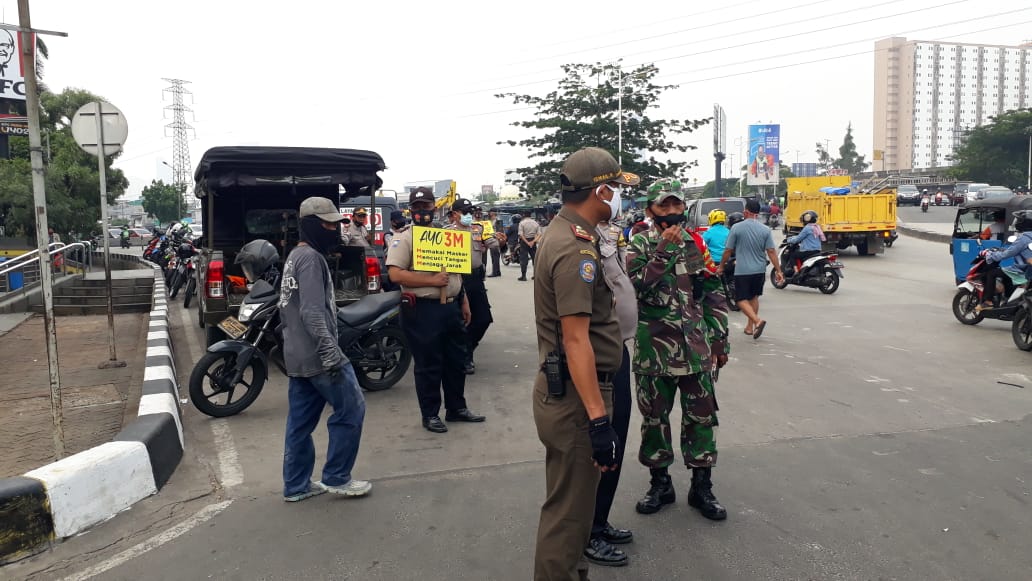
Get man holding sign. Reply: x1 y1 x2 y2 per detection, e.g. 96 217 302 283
385 187 486 434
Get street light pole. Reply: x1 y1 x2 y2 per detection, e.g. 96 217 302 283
1027 133 1031 190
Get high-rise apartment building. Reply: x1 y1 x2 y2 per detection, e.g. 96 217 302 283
873 37 1031 172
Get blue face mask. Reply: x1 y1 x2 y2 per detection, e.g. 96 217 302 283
460 214 474 226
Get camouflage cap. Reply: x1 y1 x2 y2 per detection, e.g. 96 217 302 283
560 147 641 192
646 178 684 204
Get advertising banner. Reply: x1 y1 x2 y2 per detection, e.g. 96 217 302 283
0 113 27 135
747 124 780 186
0 30 32 101
411 226 471 274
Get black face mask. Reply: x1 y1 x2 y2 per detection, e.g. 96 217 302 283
299 215 340 255
412 210 433 227
391 221 406 230
653 213 687 230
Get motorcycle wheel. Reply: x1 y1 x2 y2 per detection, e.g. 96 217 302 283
724 277 739 311
1011 308 1032 351
818 267 840 294
770 268 789 290
951 288 984 325
352 326 412 391
183 276 196 308
169 269 184 298
189 351 267 417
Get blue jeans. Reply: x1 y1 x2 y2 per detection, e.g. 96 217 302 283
283 362 366 497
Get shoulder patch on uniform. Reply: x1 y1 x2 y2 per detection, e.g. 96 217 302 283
391 239 400 247
579 259 597 283
571 224 594 242
579 248 598 260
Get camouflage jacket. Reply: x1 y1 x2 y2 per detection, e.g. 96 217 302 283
627 226 730 376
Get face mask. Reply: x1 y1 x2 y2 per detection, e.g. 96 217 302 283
391 221 405 230
654 213 687 230
299 215 341 255
412 211 433 227
598 184 622 221
460 214 474 226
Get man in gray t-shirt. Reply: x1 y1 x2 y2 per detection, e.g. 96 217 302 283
717 199 783 340
278 196 371 502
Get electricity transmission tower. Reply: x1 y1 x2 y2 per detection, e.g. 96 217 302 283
162 78 195 219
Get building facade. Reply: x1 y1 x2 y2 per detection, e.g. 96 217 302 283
873 37 1031 172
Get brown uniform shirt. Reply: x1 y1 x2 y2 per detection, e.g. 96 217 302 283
384 226 463 299
533 207 622 374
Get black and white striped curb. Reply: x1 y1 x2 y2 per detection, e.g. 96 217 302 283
0 265 184 564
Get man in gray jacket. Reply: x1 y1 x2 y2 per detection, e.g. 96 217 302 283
279 196 371 502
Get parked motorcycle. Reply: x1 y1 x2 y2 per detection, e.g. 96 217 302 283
168 241 197 299
952 255 1028 326
770 242 844 294
188 241 411 418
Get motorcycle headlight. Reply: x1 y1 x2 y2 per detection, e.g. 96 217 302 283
238 303 259 323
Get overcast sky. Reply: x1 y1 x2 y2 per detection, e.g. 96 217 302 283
6 0 1031 199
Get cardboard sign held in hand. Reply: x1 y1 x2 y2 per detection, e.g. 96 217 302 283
412 226 472 275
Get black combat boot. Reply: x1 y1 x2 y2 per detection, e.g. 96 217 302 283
687 467 727 521
635 468 676 515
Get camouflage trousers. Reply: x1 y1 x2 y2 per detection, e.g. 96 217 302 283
636 373 718 469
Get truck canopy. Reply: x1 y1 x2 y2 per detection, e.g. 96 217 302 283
193 146 385 198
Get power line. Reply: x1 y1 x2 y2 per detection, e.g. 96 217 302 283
455 15 1032 119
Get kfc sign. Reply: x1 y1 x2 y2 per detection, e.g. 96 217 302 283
0 30 31 101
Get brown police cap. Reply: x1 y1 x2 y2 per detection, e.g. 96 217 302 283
560 147 641 192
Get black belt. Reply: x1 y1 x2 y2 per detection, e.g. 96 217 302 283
597 371 614 384
415 296 456 304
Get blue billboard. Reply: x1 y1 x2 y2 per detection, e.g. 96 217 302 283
747 124 780 186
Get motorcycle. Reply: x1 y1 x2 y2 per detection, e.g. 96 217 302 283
770 242 844 294
189 281 412 418
502 243 518 266
120 232 131 249
920 195 930 213
168 241 197 300
720 258 740 311
1011 291 1032 351
952 255 1028 326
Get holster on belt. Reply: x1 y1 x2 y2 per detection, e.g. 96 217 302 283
401 291 417 310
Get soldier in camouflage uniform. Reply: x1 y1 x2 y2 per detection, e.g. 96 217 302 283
626 179 731 521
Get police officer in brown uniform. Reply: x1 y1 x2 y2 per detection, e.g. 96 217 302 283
386 187 486 433
532 147 640 581
445 198 493 375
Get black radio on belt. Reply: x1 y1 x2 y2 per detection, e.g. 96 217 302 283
543 322 569 398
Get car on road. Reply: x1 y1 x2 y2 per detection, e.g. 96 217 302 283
978 186 1013 200
896 184 922 206
193 146 387 346
686 196 747 232
954 182 990 203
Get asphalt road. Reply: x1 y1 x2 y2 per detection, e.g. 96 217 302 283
898 204 959 225
13 233 1032 581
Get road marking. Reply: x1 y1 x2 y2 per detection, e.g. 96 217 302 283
176 304 245 489
59 500 233 581
883 345 908 352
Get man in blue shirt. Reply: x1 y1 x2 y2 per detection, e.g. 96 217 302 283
716 199 784 339
784 210 824 277
983 210 1032 307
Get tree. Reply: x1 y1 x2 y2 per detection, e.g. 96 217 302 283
815 142 833 175
0 88 128 240
141 180 182 224
497 63 709 198
832 123 869 174
948 108 1032 187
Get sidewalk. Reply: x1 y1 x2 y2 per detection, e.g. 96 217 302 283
896 219 953 243
0 313 149 477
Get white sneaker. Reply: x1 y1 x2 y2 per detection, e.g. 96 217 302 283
316 479 372 497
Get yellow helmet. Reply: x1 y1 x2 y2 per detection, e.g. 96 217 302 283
708 209 727 226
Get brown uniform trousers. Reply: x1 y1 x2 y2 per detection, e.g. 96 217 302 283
533 375 614 581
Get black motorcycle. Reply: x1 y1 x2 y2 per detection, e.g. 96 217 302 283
720 258 739 311
189 282 412 418
168 241 197 300
771 241 844 295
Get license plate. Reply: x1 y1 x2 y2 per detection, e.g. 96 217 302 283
217 316 248 340
830 262 844 269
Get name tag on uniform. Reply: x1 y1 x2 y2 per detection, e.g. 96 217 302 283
675 263 687 275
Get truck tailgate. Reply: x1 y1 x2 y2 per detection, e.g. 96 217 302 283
789 192 896 231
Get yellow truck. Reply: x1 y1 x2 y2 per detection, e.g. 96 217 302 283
783 176 897 255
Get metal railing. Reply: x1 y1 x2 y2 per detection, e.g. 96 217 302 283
0 242 93 294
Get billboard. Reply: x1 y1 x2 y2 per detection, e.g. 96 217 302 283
713 104 726 155
747 124 780 186
0 30 31 101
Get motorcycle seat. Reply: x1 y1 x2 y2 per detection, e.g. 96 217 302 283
337 290 402 327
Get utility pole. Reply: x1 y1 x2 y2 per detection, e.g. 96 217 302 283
162 79 194 220
17 0 68 459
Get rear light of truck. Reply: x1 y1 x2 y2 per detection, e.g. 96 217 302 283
366 257 381 292
206 260 225 298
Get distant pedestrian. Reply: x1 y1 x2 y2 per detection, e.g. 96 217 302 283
717 198 783 339
279 197 370 502
343 208 372 247
517 214 541 281
484 209 503 278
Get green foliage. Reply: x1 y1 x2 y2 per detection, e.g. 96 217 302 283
833 123 869 174
815 142 833 174
0 88 128 240
496 63 709 198
141 180 183 224
948 108 1032 187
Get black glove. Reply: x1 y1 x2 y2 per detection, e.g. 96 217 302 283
588 415 620 470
